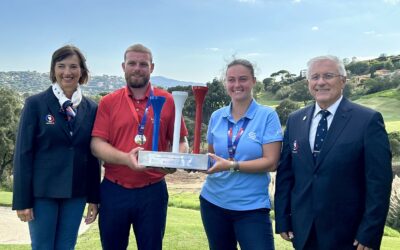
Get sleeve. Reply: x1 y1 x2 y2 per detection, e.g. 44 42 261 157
86 103 101 204
12 98 37 210
91 96 111 140
207 112 216 145
274 116 295 234
355 112 393 248
179 116 188 137
262 110 283 144
86 148 101 203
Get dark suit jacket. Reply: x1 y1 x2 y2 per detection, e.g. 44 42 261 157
12 86 100 210
275 98 392 250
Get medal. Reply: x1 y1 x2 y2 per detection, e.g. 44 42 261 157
133 87 154 146
134 134 147 145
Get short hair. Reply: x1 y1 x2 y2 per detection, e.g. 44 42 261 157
306 55 347 79
124 44 153 62
226 59 255 78
50 45 89 84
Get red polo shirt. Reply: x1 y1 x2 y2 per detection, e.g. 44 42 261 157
92 84 188 188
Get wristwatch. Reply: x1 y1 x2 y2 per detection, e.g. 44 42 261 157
229 161 240 172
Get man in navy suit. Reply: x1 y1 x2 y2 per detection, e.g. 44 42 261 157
275 55 392 250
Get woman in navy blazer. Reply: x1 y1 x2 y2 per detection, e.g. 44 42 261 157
12 45 100 249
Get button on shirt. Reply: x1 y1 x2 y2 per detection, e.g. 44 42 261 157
309 96 342 152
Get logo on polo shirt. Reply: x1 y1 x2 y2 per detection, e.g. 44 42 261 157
248 131 257 141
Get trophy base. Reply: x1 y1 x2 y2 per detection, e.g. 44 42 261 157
138 151 210 170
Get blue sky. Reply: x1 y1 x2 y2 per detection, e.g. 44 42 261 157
0 0 399 83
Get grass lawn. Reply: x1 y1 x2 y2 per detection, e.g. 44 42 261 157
1 190 399 249
0 191 12 207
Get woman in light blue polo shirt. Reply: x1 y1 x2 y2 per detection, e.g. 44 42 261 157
200 59 283 250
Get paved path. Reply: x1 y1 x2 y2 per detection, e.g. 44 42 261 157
0 206 91 245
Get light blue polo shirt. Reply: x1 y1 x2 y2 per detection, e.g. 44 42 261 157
200 99 283 211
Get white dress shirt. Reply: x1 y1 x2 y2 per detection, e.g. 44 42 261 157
309 96 343 152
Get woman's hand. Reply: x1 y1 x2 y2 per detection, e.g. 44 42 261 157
16 208 34 222
207 153 232 174
85 203 98 224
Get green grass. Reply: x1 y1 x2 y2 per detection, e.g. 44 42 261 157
386 121 400 133
1 191 399 250
0 191 12 207
255 91 281 107
353 89 400 133
256 88 400 132
169 190 200 210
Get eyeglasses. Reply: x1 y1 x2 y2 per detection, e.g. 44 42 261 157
309 73 343 81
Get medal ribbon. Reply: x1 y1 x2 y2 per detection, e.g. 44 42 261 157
227 118 249 160
136 88 154 142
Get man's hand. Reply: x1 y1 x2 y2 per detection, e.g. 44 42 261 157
126 147 146 171
280 232 294 242
353 240 373 250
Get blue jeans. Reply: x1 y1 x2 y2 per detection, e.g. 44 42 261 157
99 178 169 250
200 196 274 250
28 197 86 250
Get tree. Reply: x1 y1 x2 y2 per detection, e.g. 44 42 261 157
166 81 229 151
0 86 23 189
271 70 290 81
203 79 230 124
275 99 300 126
253 81 263 101
288 79 312 105
262 77 275 91
346 61 370 75
389 132 400 159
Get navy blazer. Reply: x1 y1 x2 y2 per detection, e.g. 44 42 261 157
12 87 100 210
275 98 392 249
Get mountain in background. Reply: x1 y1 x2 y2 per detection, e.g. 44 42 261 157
0 71 204 95
150 76 204 88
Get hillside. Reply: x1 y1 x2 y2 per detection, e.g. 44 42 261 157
0 71 202 96
353 89 400 133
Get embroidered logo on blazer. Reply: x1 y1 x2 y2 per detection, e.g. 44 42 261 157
45 114 55 125
292 140 298 153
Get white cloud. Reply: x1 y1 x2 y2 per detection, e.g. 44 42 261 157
237 0 257 3
245 52 262 57
363 31 375 35
292 0 301 3
311 26 319 31
206 48 220 52
383 0 399 5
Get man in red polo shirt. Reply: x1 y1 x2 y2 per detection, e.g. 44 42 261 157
91 44 189 250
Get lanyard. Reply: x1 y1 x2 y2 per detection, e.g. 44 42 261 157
227 118 249 160
137 88 154 137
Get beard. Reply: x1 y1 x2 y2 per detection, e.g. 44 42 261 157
126 73 150 89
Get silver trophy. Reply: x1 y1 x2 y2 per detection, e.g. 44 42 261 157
138 88 210 170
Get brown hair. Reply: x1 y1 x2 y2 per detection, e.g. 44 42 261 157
226 59 255 78
50 45 89 84
124 44 153 62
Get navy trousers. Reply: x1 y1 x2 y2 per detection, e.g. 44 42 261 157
28 197 86 250
200 196 274 250
99 178 169 250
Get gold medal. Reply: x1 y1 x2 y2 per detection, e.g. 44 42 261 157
134 134 146 145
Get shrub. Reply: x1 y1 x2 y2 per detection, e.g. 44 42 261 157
387 175 400 231
275 99 301 126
